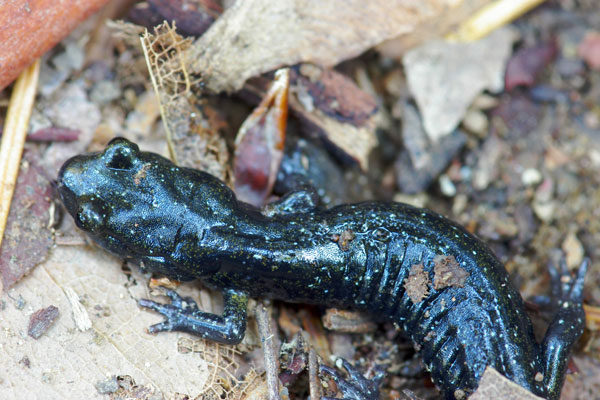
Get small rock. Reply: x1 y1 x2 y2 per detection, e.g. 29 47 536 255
555 57 585 77
584 111 600 130
90 80 121 104
521 168 542 186
28 306 59 339
439 174 456 197
452 193 468 215
473 134 505 190
52 41 85 72
462 109 488 138
562 231 584 269
589 149 600 167
532 201 555 223
96 376 119 394
471 93 499 110
535 177 554 203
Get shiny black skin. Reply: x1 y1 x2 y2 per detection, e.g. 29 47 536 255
58 138 586 399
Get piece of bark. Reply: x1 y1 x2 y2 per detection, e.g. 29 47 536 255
0 147 54 290
255 304 281 400
245 66 378 169
0 0 111 91
28 305 60 339
128 0 221 37
469 367 544 399
186 0 492 93
322 309 376 333
290 65 378 169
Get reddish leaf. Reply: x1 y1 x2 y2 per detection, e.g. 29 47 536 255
234 68 290 206
0 147 54 289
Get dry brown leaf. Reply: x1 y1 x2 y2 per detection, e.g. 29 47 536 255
288 66 378 169
0 246 214 398
403 27 517 141
469 367 544 399
186 0 492 93
234 69 289 206
0 148 53 290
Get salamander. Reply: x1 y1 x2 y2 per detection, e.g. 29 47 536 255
57 138 587 399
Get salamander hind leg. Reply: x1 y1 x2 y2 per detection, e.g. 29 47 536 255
319 359 384 400
541 257 588 400
139 287 249 344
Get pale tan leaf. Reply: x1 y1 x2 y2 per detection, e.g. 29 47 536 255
186 0 491 93
403 26 517 141
0 246 211 398
469 367 544 400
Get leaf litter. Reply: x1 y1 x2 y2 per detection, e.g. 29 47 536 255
2 0 600 399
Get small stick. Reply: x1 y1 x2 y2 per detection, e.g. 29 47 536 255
0 60 40 251
308 347 322 400
255 304 281 400
447 0 547 42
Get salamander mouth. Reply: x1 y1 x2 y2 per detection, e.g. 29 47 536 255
57 173 78 219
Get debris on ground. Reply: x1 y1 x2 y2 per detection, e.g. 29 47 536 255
1 0 599 398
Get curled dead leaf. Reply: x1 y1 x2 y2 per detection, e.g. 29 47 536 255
234 68 290 206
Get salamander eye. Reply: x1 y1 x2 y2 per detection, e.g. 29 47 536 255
104 137 139 170
76 200 108 233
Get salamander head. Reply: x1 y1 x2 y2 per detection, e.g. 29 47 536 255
58 138 145 243
58 137 234 279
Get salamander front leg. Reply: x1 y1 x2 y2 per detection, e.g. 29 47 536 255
541 257 588 400
139 287 249 344
320 359 384 400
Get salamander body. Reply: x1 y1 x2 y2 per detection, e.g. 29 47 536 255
58 138 587 399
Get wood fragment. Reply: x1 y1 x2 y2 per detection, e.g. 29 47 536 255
322 309 376 333
0 60 40 257
255 304 281 400
28 305 60 339
308 348 322 400
446 0 547 42
64 287 92 332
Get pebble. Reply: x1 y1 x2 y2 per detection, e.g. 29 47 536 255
462 109 489 138
521 168 543 186
439 174 457 197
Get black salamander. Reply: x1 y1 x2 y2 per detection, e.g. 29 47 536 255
57 138 587 399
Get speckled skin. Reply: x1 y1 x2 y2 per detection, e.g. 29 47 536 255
58 138 587 400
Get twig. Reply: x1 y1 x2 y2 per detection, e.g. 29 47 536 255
447 0 547 42
308 347 322 400
0 60 40 252
255 304 281 400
